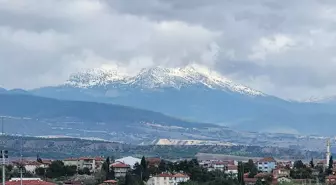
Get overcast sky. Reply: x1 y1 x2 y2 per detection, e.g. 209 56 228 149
1 0 336 100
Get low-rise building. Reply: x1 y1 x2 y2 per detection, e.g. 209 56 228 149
63 157 104 172
6 178 56 185
273 168 290 178
12 160 48 174
99 180 118 185
111 162 130 178
257 157 277 173
147 173 190 185
225 165 238 177
326 175 336 184
115 156 141 169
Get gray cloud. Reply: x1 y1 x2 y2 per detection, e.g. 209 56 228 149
1 0 336 100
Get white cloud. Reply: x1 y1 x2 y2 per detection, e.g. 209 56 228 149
1 0 336 99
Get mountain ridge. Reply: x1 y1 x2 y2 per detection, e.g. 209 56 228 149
64 64 264 96
31 65 336 136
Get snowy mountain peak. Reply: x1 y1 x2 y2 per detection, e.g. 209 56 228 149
65 68 127 88
65 64 264 96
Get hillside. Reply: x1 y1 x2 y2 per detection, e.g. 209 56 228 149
0 135 324 160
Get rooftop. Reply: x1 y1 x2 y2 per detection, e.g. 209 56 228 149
258 157 276 163
6 178 56 185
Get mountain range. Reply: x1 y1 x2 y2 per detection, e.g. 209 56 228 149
25 65 335 136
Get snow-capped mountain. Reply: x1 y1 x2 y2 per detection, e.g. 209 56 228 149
65 64 264 96
31 65 336 136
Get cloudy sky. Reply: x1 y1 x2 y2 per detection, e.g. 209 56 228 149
1 0 336 100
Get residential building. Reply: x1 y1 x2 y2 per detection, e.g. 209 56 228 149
115 156 141 169
199 160 235 172
111 162 130 178
12 160 48 174
272 168 290 178
63 157 104 172
99 180 118 185
257 157 277 173
244 178 258 185
147 173 190 185
147 158 161 168
225 165 238 177
326 175 336 184
6 178 56 185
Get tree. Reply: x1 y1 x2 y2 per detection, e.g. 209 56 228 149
82 167 91 175
102 157 115 180
246 159 258 178
139 156 149 181
37 154 43 163
238 162 245 185
255 179 263 185
310 158 314 168
158 160 167 173
293 160 305 169
46 160 65 178
45 160 76 178
35 167 46 177
329 156 333 170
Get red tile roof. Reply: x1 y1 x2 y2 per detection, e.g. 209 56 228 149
6 180 56 185
12 160 43 166
104 180 118 183
173 173 189 178
244 178 258 183
227 165 238 170
112 162 130 168
156 173 189 178
258 157 276 163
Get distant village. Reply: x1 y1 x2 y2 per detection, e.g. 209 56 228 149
2 152 336 185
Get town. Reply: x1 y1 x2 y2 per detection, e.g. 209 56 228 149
0 139 335 185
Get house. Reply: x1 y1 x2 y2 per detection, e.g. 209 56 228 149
147 158 161 168
99 180 118 185
273 168 290 178
257 157 277 173
12 160 47 174
244 178 258 185
111 162 130 178
277 177 292 183
326 175 336 184
5 178 56 185
225 165 238 177
63 157 104 172
147 173 190 185
209 162 226 171
115 156 141 169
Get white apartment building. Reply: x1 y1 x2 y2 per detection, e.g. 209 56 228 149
147 173 190 185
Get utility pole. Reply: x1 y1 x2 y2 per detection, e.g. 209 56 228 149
1 117 5 185
2 150 4 185
20 136 23 185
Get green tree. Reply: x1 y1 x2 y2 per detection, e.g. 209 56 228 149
82 167 91 175
246 159 258 178
140 156 149 181
329 156 333 170
293 160 305 169
238 162 245 185
310 158 314 168
158 160 167 173
35 167 46 177
46 160 65 178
